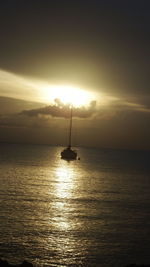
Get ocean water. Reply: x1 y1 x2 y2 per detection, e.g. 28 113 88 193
0 144 150 267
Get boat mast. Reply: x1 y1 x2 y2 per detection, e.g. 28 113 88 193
68 106 73 148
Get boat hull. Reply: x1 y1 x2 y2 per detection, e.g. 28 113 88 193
61 147 77 160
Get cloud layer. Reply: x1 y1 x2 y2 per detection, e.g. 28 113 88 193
0 69 42 102
21 99 97 118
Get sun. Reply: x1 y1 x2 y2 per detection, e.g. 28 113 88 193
41 85 94 107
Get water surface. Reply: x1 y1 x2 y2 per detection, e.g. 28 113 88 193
0 144 150 266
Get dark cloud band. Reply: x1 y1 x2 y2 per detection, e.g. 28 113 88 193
21 99 97 119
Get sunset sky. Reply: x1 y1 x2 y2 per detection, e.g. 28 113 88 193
0 0 150 150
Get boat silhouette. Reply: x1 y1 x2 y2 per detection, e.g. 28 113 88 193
61 107 77 160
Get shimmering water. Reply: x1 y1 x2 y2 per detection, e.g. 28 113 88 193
0 144 150 267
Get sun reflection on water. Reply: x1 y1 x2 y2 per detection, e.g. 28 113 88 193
50 160 77 234
43 151 93 265
55 163 75 199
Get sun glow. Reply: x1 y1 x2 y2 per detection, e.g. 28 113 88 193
42 85 94 107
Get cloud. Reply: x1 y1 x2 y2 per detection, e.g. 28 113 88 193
98 97 150 115
1 68 150 117
21 99 97 119
0 95 150 150
1 95 148 132
0 69 43 102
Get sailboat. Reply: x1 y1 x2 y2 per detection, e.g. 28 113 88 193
61 107 77 160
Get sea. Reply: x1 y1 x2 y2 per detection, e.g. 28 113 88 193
0 143 150 267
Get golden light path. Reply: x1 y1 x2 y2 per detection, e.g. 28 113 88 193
54 161 75 231
41 85 95 107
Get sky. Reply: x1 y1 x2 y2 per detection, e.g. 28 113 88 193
0 0 150 150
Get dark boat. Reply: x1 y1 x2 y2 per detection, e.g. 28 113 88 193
61 145 77 160
61 107 77 160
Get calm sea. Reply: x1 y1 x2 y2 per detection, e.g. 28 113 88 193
0 144 150 267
